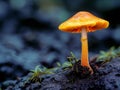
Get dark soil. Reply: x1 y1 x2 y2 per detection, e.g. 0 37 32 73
2 57 120 90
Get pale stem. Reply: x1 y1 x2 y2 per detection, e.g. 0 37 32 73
81 27 93 73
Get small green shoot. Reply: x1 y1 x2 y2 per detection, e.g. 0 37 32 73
115 47 120 56
67 52 79 65
56 52 78 70
97 47 119 64
29 65 53 82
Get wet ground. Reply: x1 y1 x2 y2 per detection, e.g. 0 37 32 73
2 57 120 90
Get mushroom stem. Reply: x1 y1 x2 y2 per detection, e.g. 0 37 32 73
81 27 93 73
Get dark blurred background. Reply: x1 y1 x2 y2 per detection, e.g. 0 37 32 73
0 0 120 83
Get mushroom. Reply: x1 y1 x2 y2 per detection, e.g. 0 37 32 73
58 11 109 73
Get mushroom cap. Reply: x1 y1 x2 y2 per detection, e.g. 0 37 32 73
58 11 109 33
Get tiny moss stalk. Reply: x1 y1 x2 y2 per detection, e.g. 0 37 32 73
28 65 53 83
97 47 119 64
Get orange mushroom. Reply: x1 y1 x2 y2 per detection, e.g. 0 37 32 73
58 11 109 73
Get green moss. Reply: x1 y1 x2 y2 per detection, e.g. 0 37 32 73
28 65 53 82
115 47 120 56
56 52 78 70
97 47 120 64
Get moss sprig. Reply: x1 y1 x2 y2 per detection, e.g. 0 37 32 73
56 52 78 70
97 47 120 64
28 65 53 82
115 47 120 56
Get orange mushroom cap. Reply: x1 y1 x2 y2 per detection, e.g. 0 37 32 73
58 11 109 33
